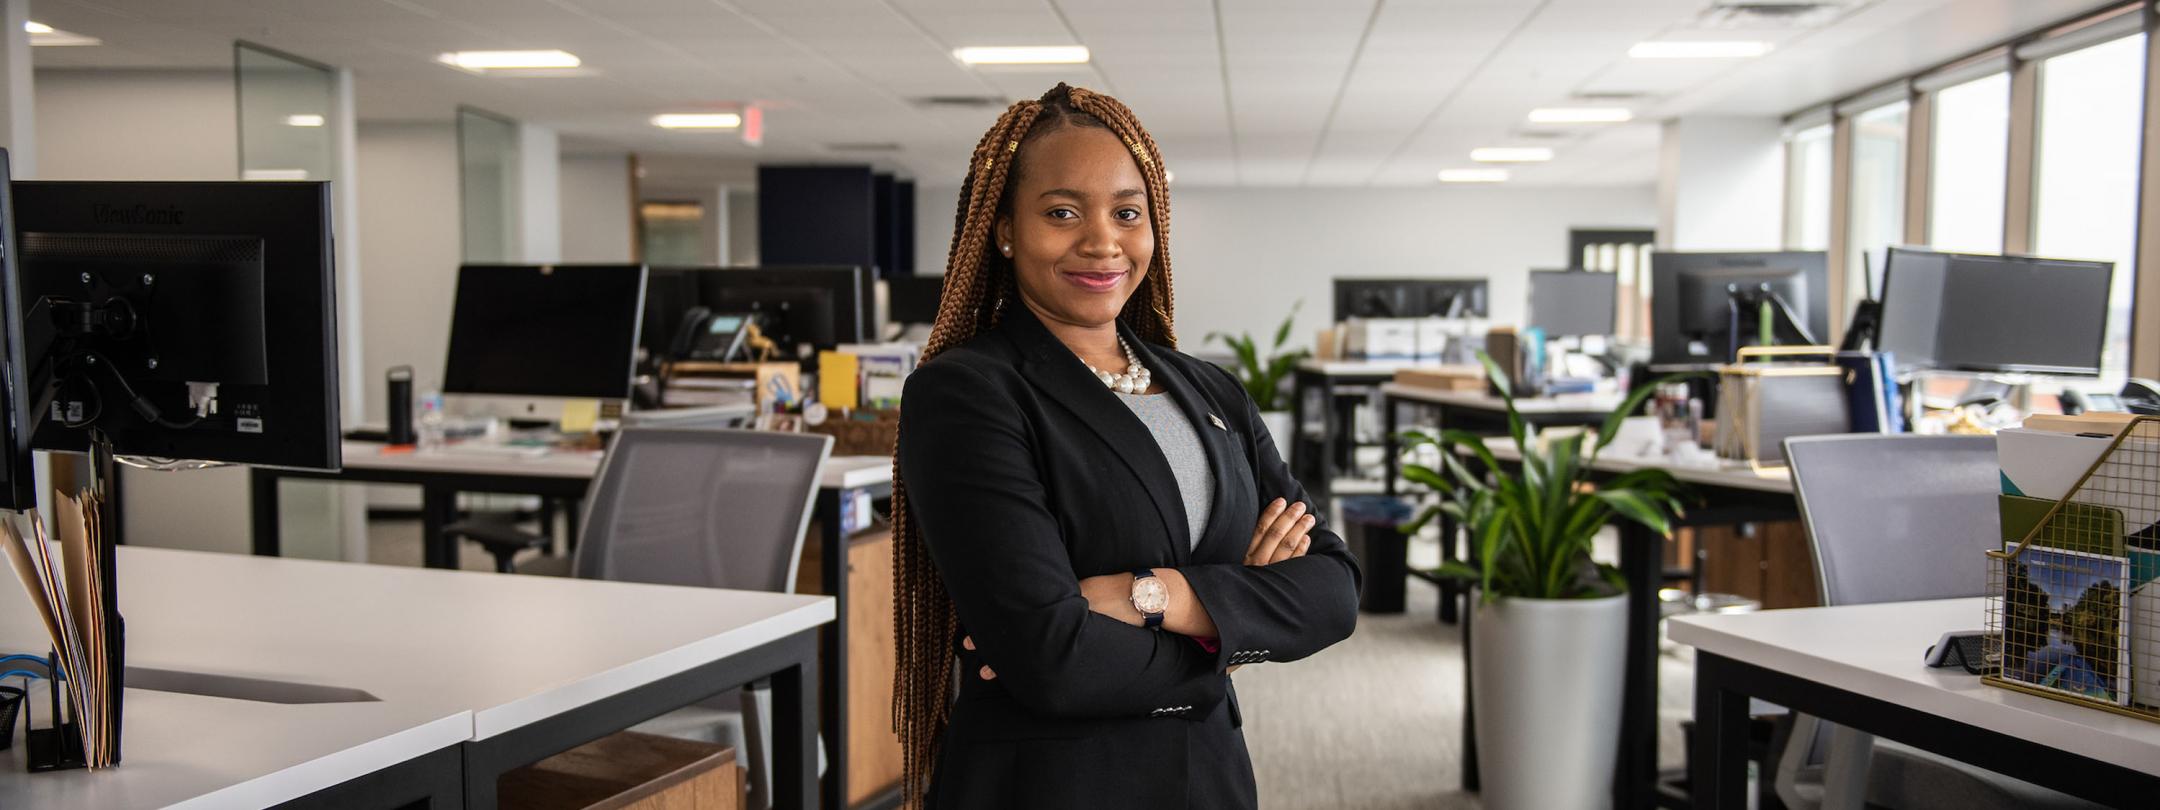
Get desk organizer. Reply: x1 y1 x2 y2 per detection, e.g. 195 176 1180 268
1985 415 2160 720
1710 345 1849 471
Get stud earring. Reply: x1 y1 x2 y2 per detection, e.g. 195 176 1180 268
1001 244 1011 255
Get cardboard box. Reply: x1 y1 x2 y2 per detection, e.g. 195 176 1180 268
1344 318 1418 361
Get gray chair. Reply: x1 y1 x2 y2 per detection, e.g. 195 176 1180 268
1777 434 2100 810
466 427 831 809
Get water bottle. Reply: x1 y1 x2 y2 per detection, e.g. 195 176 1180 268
417 393 447 453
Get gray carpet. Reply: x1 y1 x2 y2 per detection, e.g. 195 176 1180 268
366 520 1699 809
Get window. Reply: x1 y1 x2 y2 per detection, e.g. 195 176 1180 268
1846 102 1909 305
2033 33 2146 379
1927 73 2010 254
1783 124 1833 251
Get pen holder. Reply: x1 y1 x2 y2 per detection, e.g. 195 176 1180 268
23 656 85 771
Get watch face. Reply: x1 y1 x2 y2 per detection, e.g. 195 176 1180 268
1131 576 1169 614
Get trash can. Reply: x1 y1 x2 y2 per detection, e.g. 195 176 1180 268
1340 496 1414 613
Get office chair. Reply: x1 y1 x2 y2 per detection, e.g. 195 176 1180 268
1778 434 2100 810
449 427 832 810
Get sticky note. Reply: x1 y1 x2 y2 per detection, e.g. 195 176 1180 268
820 352 860 410
559 398 601 434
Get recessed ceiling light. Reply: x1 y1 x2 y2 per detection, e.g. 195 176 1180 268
27 22 99 47
1438 169 1509 183
1471 147 1553 163
285 114 325 128
1528 107 1634 124
953 46 1090 65
652 113 742 130
1628 41 1773 59
437 50 581 71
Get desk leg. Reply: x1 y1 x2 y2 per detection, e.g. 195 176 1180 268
1690 653 1750 810
1317 374 1338 508
422 487 457 570
1459 584 1477 794
250 468 282 557
814 489 848 810
1382 395 1399 497
773 647 820 810
1615 522 1660 810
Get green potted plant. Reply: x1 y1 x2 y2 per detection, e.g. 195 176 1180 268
1207 302 1309 462
1396 354 1686 810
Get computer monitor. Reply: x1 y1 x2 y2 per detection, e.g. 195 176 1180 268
641 267 700 367
443 264 647 421
11 178 342 474
0 153 29 509
1333 278 1489 321
1880 247 2112 376
887 274 944 325
1527 270 1617 337
696 266 866 350
1650 251 1829 366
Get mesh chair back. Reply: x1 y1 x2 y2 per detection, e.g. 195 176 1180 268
572 428 832 593
1785 434 2000 606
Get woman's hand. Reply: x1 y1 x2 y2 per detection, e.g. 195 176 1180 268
963 635 996 680
1246 498 1316 566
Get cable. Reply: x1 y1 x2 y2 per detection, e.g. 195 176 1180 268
0 654 53 671
79 351 202 430
0 670 43 682
115 456 229 471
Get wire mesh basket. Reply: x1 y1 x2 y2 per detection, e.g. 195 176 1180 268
1985 416 2160 719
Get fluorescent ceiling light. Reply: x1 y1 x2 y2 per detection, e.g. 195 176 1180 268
953 46 1089 65
652 113 743 130
242 169 310 181
1438 169 1509 183
285 114 325 127
27 22 99 47
1471 147 1553 163
1628 41 1772 59
437 50 581 70
1528 107 1633 124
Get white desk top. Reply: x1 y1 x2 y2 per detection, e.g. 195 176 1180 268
1382 383 1621 414
1478 437 1794 494
338 440 894 491
2 546 835 807
1672 598 2160 775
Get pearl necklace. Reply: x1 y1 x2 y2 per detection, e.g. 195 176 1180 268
1085 336 1153 394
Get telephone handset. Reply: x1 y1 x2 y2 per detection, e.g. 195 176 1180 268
670 306 764 362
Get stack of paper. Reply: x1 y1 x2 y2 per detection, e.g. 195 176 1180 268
0 490 120 767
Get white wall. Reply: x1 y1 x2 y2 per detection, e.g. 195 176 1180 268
912 184 1660 349
356 122 462 412
560 154 634 262
1658 117 1785 251
516 123 561 263
36 69 235 180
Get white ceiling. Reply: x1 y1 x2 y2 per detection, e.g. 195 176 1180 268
27 0 2129 188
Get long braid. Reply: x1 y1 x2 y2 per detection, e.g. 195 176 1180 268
891 83 1174 806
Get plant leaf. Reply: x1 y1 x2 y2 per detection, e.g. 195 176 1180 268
1595 488 1673 537
1592 373 1688 459
1402 463 1454 494
1427 560 1484 582
1272 300 1303 352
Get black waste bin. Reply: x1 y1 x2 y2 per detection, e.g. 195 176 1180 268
1340 496 1413 613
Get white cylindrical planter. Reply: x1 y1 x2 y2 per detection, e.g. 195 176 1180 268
1471 592 1628 810
1258 410 1294 464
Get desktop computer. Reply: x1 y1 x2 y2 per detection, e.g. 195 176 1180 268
442 263 648 423
1528 269 1618 338
1650 251 1828 367
886 274 944 327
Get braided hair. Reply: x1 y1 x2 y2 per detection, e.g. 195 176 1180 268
889 83 1175 804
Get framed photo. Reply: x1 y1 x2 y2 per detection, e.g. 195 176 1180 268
2001 546 2130 706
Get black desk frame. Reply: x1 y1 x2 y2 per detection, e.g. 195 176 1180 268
1692 651 2160 809
1289 366 1396 510
251 465 899 810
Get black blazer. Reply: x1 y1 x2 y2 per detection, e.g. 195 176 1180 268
898 306 1362 809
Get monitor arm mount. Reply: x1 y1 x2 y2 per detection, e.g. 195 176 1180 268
1724 283 1817 362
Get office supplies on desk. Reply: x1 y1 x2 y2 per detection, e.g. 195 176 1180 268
1924 630 1988 672
387 366 415 445
1836 351 1903 433
2 491 121 769
1712 346 1849 469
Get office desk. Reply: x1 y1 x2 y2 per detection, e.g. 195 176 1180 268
1378 383 1621 497
1459 440 1797 809
1676 598 2160 808
0 545 832 809
249 444 898 810
1291 361 1478 507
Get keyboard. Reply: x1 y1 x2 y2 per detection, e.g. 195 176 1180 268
437 443 550 459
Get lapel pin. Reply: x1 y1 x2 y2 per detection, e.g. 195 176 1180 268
1208 413 1226 430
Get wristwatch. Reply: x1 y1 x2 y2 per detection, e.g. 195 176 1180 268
1130 568 1168 629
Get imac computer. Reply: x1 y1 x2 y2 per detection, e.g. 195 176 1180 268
1527 270 1618 338
442 263 647 422
1878 247 2112 377
1650 251 1829 366
12 178 342 474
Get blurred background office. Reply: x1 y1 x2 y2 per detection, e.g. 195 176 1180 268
1 1 2158 809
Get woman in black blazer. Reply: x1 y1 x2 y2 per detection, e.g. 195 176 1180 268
892 84 1362 809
